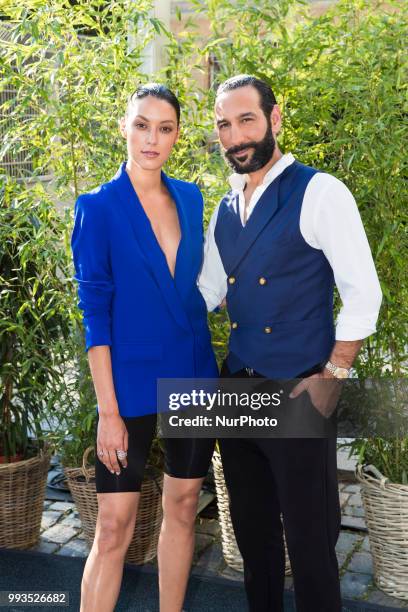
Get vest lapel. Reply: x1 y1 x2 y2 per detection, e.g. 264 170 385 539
215 193 245 272
111 162 191 332
228 172 282 274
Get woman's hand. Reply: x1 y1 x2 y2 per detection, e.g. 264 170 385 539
97 414 128 475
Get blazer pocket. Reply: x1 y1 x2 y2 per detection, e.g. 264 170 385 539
114 342 163 363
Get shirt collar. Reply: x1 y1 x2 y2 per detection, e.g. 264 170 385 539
228 152 295 192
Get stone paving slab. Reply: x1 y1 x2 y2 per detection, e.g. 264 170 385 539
48 501 75 513
343 484 361 494
361 536 371 553
41 510 62 530
342 515 367 531
349 493 363 506
341 571 373 598
340 491 351 508
337 552 348 569
41 524 78 544
59 515 83 529
56 538 90 557
336 531 362 555
30 538 60 554
348 506 366 518
347 552 374 575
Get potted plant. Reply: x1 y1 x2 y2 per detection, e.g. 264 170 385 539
351 434 408 600
335 372 408 601
0 178 74 548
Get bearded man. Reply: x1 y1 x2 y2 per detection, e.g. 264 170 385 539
198 75 382 612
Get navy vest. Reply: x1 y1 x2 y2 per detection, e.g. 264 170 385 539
214 160 335 378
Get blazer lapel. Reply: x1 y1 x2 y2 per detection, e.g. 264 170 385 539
161 173 193 300
111 162 191 332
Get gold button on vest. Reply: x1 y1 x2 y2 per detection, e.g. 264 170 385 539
259 277 267 285
231 321 238 329
228 276 236 285
264 326 272 334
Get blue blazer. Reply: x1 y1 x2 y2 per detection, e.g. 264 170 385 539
71 161 218 417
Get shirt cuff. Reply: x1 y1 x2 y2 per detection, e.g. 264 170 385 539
335 323 377 341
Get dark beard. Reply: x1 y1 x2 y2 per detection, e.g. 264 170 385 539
223 122 275 174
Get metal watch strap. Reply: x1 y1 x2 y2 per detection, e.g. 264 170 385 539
325 360 350 378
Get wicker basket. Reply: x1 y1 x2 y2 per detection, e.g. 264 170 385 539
64 446 163 564
212 450 291 574
356 463 408 600
0 446 51 549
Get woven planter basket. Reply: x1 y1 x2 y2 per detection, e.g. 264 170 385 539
64 446 163 565
356 463 408 600
0 446 51 549
212 450 291 574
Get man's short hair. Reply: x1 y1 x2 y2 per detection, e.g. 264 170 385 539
216 75 277 120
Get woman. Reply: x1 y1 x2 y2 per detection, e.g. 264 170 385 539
71 83 218 612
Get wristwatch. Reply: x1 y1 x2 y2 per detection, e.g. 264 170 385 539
324 360 350 379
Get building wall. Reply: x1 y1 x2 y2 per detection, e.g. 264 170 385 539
170 0 338 90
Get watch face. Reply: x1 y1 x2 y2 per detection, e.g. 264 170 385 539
335 368 349 379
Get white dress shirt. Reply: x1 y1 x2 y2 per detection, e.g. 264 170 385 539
198 153 382 341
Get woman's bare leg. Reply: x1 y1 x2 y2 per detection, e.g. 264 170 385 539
158 475 204 612
80 491 140 612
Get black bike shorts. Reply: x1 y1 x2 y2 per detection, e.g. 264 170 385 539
94 413 215 493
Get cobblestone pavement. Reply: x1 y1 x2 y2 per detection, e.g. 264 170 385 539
30 480 408 609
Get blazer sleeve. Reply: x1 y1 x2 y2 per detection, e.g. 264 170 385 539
71 193 114 351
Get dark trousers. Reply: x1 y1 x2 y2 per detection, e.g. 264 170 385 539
219 360 342 612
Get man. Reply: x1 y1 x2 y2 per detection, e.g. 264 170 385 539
198 75 382 611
